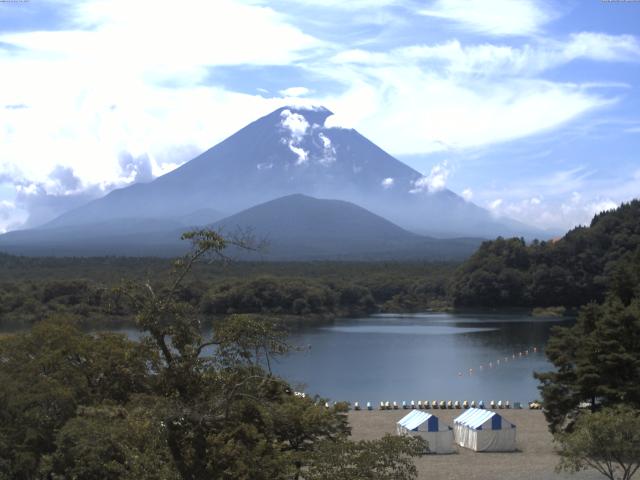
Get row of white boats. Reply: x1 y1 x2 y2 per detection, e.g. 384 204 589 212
291 392 543 410
355 400 519 410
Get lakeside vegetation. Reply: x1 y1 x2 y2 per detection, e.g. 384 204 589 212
0 257 454 329
450 200 640 309
0 202 639 479
0 231 428 480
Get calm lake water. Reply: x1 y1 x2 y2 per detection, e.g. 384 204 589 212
7 312 567 405
270 312 570 405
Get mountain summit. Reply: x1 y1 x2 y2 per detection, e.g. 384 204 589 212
43 105 538 238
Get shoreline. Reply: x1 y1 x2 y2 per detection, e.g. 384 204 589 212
348 409 602 480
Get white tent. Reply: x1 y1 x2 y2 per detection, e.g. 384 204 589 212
453 408 516 452
396 410 455 454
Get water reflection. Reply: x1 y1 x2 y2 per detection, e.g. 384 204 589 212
273 312 571 404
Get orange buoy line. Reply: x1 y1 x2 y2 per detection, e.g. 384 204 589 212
457 346 540 377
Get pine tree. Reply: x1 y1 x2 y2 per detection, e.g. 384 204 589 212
535 296 640 432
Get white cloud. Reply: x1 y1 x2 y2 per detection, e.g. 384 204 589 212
253 0 402 9
289 144 309 165
321 57 613 155
0 0 636 233
280 109 310 141
0 0 327 230
410 162 450 193
381 177 395 189
317 132 336 164
280 109 310 164
419 0 555 37
489 198 503 210
393 34 640 77
461 188 473 201
280 86 311 97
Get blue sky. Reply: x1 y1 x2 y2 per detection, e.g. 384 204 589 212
0 0 638 233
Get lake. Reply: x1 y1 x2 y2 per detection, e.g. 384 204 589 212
271 312 569 405
35 311 567 406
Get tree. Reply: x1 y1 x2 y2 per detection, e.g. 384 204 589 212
555 406 640 480
305 434 427 480
42 404 178 480
1 229 425 480
535 296 640 432
0 318 154 480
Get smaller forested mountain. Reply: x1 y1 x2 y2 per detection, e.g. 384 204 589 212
450 200 640 308
0 194 482 260
209 194 482 260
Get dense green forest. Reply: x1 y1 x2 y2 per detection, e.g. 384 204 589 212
450 200 640 308
2 200 640 329
0 233 426 479
0 255 454 328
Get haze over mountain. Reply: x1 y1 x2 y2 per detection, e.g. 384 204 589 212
41 106 540 237
0 105 546 257
210 194 482 260
0 194 481 259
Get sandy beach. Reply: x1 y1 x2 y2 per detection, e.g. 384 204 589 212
348 409 604 480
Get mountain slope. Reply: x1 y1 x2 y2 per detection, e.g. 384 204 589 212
41 106 544 239
209 194 481 260
0 194 482 259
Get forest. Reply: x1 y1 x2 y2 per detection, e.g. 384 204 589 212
450 200 640 309
0 255 453 329
1 203 639 479
2 200 640 330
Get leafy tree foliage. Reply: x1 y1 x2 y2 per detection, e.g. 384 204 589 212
555 406 640 480
0 259 454 329
451 200 640 308
0 230 425 480
535 296 640 432
0 319 154 479
306 434 427 480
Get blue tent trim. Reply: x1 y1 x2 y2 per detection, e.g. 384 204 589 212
492 414 502 430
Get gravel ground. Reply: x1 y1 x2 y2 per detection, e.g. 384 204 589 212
348 409 605 480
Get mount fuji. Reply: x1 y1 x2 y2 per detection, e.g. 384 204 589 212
0 106 543 258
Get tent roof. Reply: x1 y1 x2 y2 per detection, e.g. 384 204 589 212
397 410 435 431
454 408 510 430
